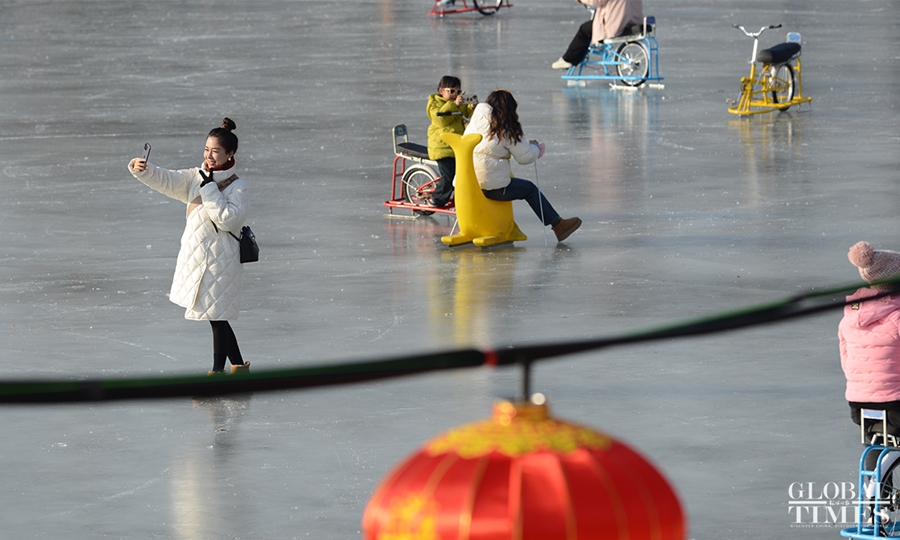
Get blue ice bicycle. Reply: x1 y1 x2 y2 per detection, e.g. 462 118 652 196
842 409 900 539
562 15 663 87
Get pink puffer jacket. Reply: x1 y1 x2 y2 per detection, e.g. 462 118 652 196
839 288 900 402
579 0 643 44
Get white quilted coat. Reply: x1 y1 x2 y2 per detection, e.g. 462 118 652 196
131 163 249 321
463 103 540 191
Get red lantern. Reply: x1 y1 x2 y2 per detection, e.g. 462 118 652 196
363 399 685 540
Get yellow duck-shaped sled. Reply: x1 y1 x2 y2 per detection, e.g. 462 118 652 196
440 132 527 247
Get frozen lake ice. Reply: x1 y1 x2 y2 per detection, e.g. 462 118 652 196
2 0 900 538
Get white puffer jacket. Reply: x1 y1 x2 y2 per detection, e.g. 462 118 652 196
464 103 541 190
131 163 249 321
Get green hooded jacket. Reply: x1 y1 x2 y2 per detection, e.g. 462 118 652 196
426 94 475 160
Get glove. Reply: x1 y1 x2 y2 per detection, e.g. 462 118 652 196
199 169 214 187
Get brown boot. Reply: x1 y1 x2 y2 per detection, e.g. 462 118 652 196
229 362 251 375
208 370 226 376
552 217 582 242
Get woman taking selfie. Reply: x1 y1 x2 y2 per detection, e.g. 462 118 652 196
128 118 251 375
464 90 582 242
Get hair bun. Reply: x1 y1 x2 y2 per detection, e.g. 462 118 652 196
849 241 875 268
221 117 236 131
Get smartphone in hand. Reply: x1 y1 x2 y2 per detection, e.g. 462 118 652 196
142 142 151 161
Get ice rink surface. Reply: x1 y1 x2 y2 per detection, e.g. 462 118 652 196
2 0 899 538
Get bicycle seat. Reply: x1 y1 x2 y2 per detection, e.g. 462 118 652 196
862 409 900 447
622 23 651 36
867 422 900 437
604 19 653 44
396 141 430 160
756 42 800 65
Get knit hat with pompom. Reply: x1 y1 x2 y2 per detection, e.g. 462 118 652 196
848 241 900 287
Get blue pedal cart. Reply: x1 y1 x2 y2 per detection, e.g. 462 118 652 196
842 409 900 539
562 16 663 88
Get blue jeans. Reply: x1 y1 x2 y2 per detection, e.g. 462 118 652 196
482 177 560 226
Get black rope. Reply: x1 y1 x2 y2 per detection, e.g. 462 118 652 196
0 279 896 404
492 282 885 366
0 350 487 404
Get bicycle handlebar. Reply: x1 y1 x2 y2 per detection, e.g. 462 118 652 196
732 23 782 38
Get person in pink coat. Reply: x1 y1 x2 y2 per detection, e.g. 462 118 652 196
839 241 900 435
551 0 643 70
839 241 900 507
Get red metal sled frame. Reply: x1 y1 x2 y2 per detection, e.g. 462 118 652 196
384 124 456 217
428 0 512 18
384 156 456 217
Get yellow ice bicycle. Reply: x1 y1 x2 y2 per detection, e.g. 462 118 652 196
727 23 812 115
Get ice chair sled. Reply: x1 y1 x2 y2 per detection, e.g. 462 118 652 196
727 31 811 115
842 409 900 539
384 124 454 216
562 15 663 87
439 132 527 247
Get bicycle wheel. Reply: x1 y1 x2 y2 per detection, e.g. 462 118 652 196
876 454 900 529
616 42 649 86
403 165 438 215
769 64 794 105
471 0 502 15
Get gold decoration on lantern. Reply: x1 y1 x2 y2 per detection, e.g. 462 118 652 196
426 401 612 459
377 492 441 540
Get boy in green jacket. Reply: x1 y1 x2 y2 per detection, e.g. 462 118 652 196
426 75 475 208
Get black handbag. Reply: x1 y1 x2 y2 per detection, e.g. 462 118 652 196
229 226 259 263
200 172 258 263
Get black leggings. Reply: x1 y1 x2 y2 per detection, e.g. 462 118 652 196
562 20 594 65
209 320 244 372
